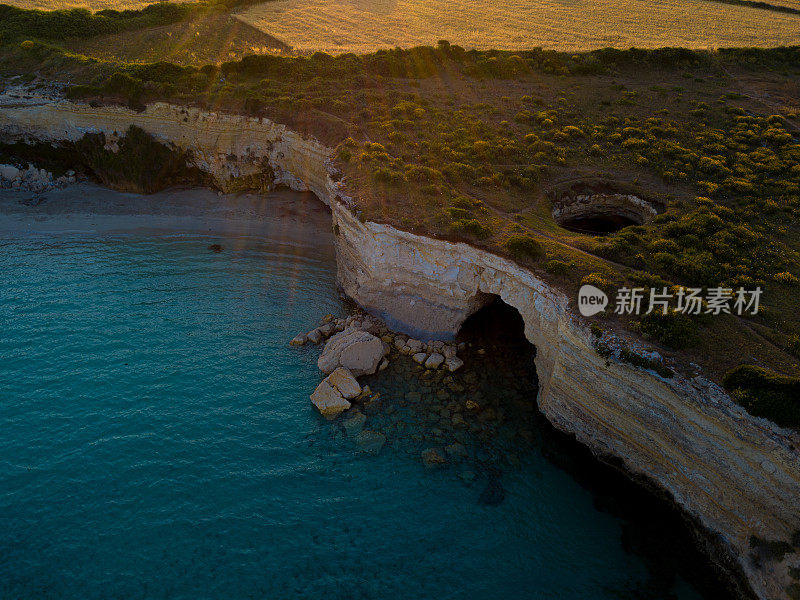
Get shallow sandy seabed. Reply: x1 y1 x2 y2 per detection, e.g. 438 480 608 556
0 184 333 243
236 0 800 53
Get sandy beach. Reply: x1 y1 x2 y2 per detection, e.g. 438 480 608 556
0 184 335 246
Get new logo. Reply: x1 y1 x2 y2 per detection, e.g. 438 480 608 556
577 285 608 317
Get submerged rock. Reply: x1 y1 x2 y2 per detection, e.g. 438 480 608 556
342 409 367 437
459 470 477 485
354 430 386 454
445 442 468 459
318 328 385 376
422 448 446 468
310 380 351 420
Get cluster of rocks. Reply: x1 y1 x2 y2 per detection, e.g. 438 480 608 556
391 335 464 373
0 164 78 193
293 314 390 454
292 312 470 458
290 310 542 498
291 313 464 373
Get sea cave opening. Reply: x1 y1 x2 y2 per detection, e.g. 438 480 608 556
457 294 537 376
451 294 731 600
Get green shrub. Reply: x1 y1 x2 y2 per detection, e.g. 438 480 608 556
442 162 476 181
638 310 699 349
504 234 543 260
581 272 612 292
371 166 407 185
452 219 493 239
404 164 442 182
0 2 194 42
75 125 200 194
545 259 572 275
723 365 800 428
775 272 800 286
445 207 471 220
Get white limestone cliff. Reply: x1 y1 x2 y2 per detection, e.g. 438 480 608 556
0 93 332 196
2 91 799 599
332 200 800 600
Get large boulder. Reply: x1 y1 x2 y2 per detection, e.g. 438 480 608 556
318 328 385 376
424 353 445 369
326 367 361 399
310 380 351 420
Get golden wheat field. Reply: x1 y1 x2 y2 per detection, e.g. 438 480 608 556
236 0 800 53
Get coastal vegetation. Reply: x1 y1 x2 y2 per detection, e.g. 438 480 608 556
0 2 799 423
0 2 194 42
723 365 800 427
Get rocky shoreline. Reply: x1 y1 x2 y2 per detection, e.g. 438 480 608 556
0 163 79 193
3 90 800 600
292 304 542 482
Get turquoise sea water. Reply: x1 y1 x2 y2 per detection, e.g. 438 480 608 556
0 189 716 600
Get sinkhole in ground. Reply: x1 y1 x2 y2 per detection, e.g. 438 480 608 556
550 180 659 235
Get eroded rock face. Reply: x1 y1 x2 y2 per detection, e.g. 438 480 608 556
332 201 800 600
551 192 658 230
0 93 331 197
318 328 385 376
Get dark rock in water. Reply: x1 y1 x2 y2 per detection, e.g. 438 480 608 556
208 244 223 253
478 468 505 506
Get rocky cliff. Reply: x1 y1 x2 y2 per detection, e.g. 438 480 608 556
0 91 332 197
331 203 800 600
3 91 800 600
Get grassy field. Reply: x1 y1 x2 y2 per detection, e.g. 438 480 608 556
237 0 800 54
